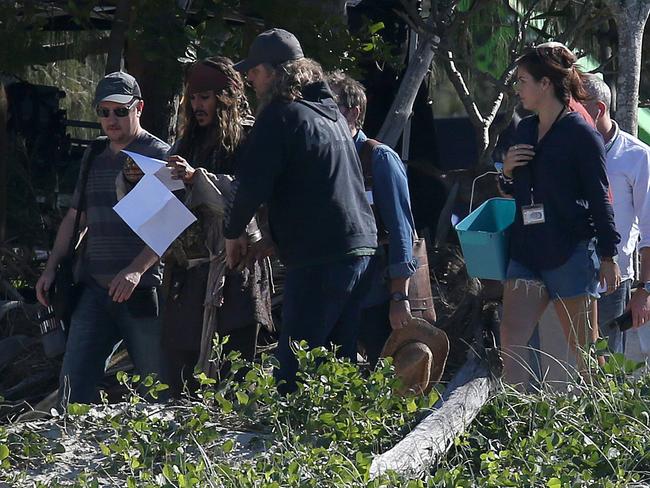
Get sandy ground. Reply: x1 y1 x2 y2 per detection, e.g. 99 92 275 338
1 403 264 486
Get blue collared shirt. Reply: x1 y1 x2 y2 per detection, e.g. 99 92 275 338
355 130 418 306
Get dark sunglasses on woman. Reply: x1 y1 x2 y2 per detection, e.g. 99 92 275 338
95 98 139 118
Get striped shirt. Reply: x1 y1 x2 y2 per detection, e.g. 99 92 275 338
71 131 170 288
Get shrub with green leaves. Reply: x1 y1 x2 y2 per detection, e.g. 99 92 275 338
2 339 649 487
0 340 438 487
432 361 650 487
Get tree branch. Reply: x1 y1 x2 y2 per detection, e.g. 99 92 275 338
441 50 484 128
395 1 438 38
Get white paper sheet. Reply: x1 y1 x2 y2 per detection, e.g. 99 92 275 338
122 150 185 191
113 174 196 256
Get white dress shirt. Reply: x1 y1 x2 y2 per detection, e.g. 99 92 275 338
606 121 650 362
605 122 650 281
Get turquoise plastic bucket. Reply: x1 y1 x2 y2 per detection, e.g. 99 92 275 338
455 198 517 281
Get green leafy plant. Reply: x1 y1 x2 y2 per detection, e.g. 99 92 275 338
0 340 436 486
2 338 649 487
433 358 650 487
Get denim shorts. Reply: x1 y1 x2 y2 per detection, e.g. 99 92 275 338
506 240 600 299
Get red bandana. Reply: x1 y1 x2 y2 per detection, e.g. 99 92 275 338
186 62 233 94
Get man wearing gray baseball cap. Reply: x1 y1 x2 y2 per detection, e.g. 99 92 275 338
93 71 142 105
233 28 304 73
225 29 377 393
36 71 169 407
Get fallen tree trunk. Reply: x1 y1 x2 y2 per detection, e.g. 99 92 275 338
370 354 495 479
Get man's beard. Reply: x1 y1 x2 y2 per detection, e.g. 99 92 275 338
255 90 273 115
192 117 215 139
191 121 217 155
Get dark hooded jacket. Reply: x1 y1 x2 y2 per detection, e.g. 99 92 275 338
224 81 377 268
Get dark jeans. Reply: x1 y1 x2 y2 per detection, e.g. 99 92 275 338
59 283 163 407
164 322 259 398
358 300 392 368
598 278 632 354
276 255 371 393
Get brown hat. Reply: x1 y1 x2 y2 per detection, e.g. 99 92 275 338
381 317 449 395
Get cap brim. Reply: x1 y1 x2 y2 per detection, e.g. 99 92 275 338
96 94 135 105
233 58 256 73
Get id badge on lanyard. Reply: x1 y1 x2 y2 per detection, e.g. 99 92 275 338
519 106 564 226
522 191 545 226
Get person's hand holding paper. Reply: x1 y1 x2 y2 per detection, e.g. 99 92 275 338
167 155 196 183
114 152 197 257
122 150 185 191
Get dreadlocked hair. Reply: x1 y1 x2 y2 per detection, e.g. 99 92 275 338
177 56 252 160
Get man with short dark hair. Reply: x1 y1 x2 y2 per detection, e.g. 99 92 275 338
328 71 424 365
225 29 377 392
583 74 650 362
36 72 169 406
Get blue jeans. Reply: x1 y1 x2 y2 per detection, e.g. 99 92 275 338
59 283 164 406
507 240 600 299
276 255 371 393
598 279 631 354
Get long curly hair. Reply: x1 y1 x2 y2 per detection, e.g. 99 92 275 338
256 58 324 112
176 57 252 162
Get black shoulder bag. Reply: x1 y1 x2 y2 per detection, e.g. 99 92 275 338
52 137 108 330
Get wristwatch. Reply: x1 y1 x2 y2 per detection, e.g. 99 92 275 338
390 292 409 302
642 281 650 294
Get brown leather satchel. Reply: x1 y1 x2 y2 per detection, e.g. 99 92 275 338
360 138 436 323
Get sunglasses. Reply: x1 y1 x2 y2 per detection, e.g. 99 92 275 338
95 98 139 118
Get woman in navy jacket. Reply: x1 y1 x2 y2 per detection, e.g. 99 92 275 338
499 45 621 387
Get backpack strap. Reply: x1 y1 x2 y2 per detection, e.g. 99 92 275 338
359 138 382 189
66 136 109 258
359 137 419 241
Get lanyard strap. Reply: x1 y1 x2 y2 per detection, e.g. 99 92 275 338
529 105 566 204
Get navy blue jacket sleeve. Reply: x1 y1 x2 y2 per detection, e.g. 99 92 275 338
372 147 417 278
224 105 286 239
576 127 620 258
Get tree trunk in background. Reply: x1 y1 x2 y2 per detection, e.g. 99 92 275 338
598 20 617 110
606 1 650 135
376 35 437 148
0 83 7 243
125 45 181 142
105 0 132 74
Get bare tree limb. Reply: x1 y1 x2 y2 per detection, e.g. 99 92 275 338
395 1 437 37
485 94 518 165
375 0 467 147
376 36 439 147
441 50 484 128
